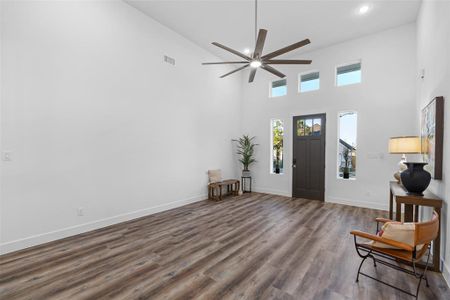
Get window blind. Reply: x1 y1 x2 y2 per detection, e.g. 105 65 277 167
337 63 361 75
301 72 319 82
272 79 287 88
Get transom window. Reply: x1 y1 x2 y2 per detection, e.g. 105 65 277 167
270 79 287 97
336 62 361 86
299 71 320 93
296 118 322 136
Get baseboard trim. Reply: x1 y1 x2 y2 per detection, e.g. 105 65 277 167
252 188 388 211
253 186 292 197
443 259 450 288
0 194 207 255
326 196 388 211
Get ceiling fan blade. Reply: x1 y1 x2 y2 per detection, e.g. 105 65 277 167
261 64 285 78
202 61 248 65
261 39 311 60
248 68 257 83
220 64 249 78
212 42 252 61
253 29 268 59
264 59 312 64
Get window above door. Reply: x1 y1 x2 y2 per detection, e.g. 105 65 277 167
296 118 322 136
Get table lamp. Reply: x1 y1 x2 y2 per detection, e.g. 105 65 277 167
388 136 431 195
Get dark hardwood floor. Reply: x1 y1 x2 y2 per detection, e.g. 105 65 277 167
1 193 449 300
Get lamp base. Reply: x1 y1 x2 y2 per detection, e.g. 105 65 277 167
393 155 408 183
393 171 401 183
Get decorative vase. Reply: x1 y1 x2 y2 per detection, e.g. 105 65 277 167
400 162 431 196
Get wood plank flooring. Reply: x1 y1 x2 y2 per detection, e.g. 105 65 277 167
1 193 449 299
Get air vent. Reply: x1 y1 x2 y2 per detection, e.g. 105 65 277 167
164 55 175 66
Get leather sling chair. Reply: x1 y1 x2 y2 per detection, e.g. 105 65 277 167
350 211 439 299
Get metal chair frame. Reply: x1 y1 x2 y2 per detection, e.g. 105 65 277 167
353 219 433 299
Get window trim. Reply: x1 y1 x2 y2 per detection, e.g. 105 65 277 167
270 118 284 175
269 78 287 98
298 70 320 93
336 110 358 180
335 60 362 87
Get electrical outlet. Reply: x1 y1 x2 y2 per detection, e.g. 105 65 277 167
2 151 12 161
163 55 175 66
77 207 84 216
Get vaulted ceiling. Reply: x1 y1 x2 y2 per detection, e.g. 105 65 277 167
125 0 421 60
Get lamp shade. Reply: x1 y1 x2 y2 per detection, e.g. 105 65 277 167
388 136 421 154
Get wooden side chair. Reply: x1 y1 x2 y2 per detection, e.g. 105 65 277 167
350 211 439 299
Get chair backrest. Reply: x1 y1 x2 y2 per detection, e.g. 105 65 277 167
414 211 439 246
208 169 222 183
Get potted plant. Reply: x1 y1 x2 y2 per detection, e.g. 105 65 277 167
342 147 351 179
233 135 257 176
274 149 282 174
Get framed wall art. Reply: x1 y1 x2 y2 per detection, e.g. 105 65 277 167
421 96 444 179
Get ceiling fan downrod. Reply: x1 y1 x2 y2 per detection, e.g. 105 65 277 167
254 0 258 44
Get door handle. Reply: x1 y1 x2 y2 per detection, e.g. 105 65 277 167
293 158 297 168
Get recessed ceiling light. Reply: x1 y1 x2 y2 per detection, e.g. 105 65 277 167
358 4 370 15
243 48 251 55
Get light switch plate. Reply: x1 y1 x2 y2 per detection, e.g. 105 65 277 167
367 152 384 159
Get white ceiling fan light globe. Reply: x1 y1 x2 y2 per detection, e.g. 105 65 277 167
250 60 262 68
358 4 371 15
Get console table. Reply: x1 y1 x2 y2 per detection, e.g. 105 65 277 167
389 181 443 272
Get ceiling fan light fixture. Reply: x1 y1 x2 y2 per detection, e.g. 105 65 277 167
250 60 262 68
201 0 311 82
358 4 370 15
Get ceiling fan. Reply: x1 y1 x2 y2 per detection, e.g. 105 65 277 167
202 0 312 83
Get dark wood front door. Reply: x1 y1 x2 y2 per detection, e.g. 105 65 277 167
292 114 326 201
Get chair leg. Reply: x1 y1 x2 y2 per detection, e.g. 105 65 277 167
415 248 432 298
356 256 367 282
371 255 377 268
353 235 375 282
416 277 423 299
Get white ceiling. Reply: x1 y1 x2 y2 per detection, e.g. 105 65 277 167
125 0 421 60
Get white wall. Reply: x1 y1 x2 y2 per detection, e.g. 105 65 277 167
416 0 450 284
240 24 417 210
0 0 242 254
1 1 443 271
